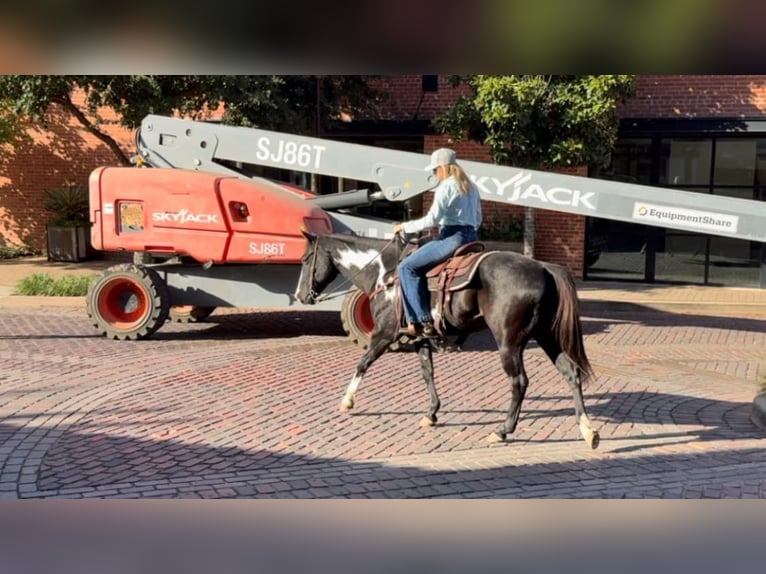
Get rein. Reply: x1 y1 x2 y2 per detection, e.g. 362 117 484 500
308 235 401 303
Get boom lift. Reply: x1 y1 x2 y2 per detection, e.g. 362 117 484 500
86 114 766 344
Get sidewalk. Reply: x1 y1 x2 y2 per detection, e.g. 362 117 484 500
0 256 113 306
3 255 766 315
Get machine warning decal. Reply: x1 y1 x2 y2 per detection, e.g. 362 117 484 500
632 202 739 234
120 202 144 233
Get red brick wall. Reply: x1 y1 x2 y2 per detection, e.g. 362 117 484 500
369 76 472 121
618 75 766 118
534 167 588 277
0 91 134 252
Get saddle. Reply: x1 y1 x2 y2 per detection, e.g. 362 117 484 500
395 241 496 337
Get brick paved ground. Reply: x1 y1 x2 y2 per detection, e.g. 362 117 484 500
1 301 765 498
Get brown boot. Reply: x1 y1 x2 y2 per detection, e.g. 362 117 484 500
421 321 436 338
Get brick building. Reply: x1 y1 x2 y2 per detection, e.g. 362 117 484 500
0 92 134 253
2 75 765 287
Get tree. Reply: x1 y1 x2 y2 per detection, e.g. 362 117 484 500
434 75 636 256
0 75 385 166
0 98 30 151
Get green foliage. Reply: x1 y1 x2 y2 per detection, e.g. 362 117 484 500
0 98 31 152
218 76 387 135
0 243 38 259
0 99 17 145
434 75 636 169
44 185 90 227
14 273 97 296
0 75 385 164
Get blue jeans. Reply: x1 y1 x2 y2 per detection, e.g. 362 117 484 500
398 225 478 325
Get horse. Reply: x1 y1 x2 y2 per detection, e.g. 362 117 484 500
295 231 600 448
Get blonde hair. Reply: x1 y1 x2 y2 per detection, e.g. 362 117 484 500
445 163 474 195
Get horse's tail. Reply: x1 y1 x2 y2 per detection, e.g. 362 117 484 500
543 263 594 382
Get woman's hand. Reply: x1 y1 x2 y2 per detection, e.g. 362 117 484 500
393 223 404 235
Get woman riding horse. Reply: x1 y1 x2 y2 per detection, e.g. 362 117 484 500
393 148 482 338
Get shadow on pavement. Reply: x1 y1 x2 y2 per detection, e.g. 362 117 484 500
0 385 758 499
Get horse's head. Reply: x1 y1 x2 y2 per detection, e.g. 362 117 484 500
295 231 339 305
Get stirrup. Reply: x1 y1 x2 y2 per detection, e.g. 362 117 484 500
402 323 419 337
421 322 437 338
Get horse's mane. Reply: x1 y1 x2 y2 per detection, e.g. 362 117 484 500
321 232 393 251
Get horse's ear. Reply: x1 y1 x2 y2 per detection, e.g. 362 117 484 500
301 228 317 242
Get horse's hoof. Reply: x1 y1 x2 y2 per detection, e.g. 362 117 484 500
586 430 600 450
487 431 506 444
419 416 436 428
339 400 354 412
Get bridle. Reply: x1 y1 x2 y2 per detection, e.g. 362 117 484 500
305 241 322 303
303 235 402 303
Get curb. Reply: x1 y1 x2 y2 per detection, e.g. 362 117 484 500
579 299 766 318
0 296 86 308
2 296 765 316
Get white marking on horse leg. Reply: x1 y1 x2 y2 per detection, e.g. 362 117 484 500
340 373 363 411
579 413 599 448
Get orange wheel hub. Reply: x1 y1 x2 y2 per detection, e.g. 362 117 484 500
97 277 149 329
352 293 374 335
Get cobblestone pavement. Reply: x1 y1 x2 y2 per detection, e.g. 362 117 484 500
1 301 765 498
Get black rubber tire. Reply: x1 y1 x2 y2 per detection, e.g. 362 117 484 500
86 263 170 340
168 305 216 323
340 288 374 349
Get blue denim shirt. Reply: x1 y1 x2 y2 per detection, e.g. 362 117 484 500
401 176 482 234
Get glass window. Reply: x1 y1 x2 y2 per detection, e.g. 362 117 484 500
654 231 706 284
659 139 712 186
708 236 760 286
607 138 652 184
754 140 766 186
711 186 757 201
714 140 757 186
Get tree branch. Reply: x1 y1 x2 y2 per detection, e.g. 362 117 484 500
56 94 131 166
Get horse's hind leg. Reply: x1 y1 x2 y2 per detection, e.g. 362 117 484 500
340 335 391 412
488 343 528 443
537 334 600 449
417 341 441 427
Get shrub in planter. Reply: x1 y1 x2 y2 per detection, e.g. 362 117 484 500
45 185 90 227
44 185 96 262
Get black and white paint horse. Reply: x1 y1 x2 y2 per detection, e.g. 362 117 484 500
295 231 599 448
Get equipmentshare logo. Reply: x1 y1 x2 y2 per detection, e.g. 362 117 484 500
632 202 739 234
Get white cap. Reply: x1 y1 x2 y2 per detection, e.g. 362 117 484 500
424 148 457 171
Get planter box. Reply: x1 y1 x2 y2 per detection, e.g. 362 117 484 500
46 225 96 262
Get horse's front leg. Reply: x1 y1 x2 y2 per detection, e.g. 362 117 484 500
417 341 441 427
340 335 391 412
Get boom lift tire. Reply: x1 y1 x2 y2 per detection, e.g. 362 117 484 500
340 287 374 349
86 263 170 340
168 305 216 323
